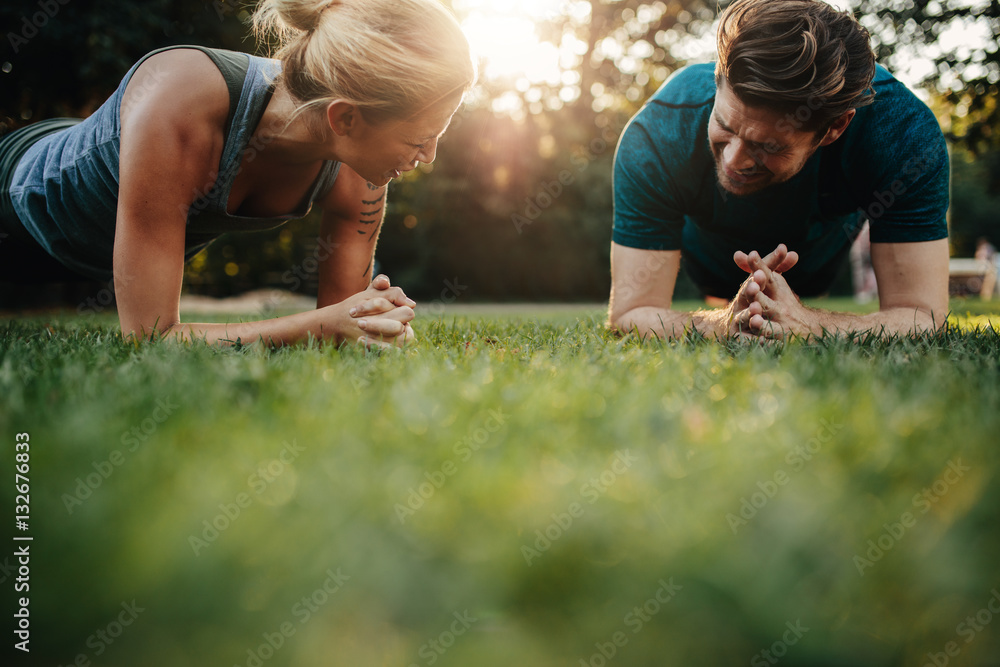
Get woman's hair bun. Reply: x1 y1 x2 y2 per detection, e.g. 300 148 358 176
254 0 477 122
254 0 338 36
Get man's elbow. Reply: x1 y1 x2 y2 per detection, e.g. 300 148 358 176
607 307 631 335
917 306 949 332
883 304 948 333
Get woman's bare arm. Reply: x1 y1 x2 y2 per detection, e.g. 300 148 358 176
114 50 412 348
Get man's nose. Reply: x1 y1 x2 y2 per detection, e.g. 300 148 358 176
723 139 760 172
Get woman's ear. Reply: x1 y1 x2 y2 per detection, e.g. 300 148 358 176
326 101 359 137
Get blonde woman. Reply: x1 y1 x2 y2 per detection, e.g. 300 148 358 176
0 0 476 348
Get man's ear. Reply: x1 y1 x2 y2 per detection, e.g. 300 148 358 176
327 101 359 137
818 109 856 146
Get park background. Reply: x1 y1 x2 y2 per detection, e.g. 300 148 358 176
2 0 998 303
2 2 1000 667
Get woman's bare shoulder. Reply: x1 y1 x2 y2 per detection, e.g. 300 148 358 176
120 48 231 137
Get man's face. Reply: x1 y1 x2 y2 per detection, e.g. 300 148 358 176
708 79 830 197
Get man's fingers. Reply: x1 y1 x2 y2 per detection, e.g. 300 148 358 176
751 292 782 330
748 255 774 283
733 271 767 313
774 250 799 273
734 250 752 273
738 244 800 274
732 300 763 333
759 244 786 270
757 320 787 340
738 250 769 275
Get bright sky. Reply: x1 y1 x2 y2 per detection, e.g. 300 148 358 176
454 0 571 83
454 0 592 116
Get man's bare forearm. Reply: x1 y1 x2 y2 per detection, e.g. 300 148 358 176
609 306 726 340
784 305 947 337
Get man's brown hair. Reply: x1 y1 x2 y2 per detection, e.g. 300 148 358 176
716 0 877 132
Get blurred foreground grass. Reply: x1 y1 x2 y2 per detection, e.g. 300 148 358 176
1 305 999 667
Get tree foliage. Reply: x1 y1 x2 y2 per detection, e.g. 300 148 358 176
2 0 997 293
850 0 1000 154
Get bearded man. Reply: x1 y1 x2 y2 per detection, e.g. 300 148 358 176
610 0 949 339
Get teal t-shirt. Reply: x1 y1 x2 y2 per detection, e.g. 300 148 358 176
612 63 949 296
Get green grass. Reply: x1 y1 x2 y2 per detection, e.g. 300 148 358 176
2 306 1000 667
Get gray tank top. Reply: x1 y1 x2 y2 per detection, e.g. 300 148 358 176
8 45 342 281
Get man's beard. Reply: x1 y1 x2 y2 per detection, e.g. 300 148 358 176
711 145 817 197
714 160 775 196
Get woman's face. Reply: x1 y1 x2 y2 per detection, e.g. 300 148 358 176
342 96 462 187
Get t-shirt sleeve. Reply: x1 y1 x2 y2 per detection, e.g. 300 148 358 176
858 82 950 244
612 116 686 251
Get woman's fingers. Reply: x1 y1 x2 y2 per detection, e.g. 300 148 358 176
357 313 413 337
340 278 417 348
370 274 392 290
351 296 417 317
350 297 391 317
357 322 417 349
362 283 416 309
369 275 416 307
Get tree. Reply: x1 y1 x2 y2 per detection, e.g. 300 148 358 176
1 0 251 130
850 0 1000 156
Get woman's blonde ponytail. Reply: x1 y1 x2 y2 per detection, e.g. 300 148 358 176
253 0 476 122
